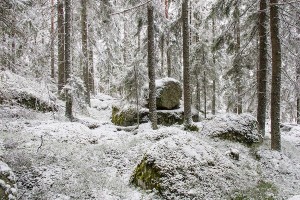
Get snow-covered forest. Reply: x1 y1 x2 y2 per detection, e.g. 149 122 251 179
0 0 300 199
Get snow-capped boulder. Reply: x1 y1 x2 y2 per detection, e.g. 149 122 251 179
0 161 17 200
144 78 182 110
201 113 262 145
131 133 244 199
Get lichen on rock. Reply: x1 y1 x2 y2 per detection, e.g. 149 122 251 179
0 161 17 200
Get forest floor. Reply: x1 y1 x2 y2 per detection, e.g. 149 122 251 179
0 71 300 199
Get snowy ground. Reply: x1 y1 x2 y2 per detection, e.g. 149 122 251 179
0 79 300 199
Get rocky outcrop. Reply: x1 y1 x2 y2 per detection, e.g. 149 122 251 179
0 161 17 200
201 113 262 145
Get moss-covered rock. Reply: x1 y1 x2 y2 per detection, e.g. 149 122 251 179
131 133 244 199
0 161 17 200
112 106 199 127
201 113 262 145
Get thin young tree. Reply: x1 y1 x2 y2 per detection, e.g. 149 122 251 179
147 2 158 130
57 0 65 95
65 0 73 119
270 0 282 151
182 0 192 126
212 16 216 115
297 11 300 124
50 0 55 79
81 0 90 106
257 0 268 136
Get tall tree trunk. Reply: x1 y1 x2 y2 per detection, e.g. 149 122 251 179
160 34 164 77
81 0 90 106
270 0 281 151
203 71 207 119
147 3 158 130
212 17 216 115
235 0 243 114
89 47 95 95
57 0 65 95
50 0 55 79
257 0 268 136
165 0 172 78
182 0 192 126
65 0 73 120
196 74 201 112
296 11 300 124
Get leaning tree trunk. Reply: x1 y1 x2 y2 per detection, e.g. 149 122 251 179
270 0 282 151
257 0 268 136
147 3 158 130
50 0 55 79
81 0 90 106
57 0 65 95
182 0 192 126
65 0 73 120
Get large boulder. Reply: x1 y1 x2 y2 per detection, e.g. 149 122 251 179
201 113 262 145
0 161 17 200
145 78 182 110
112 105 199 126
131 133 244 199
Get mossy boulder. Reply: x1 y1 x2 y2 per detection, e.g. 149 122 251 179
0 161 17 200
201 113 262 145
112 106 199 127
144 78 182 110
131 133 244 199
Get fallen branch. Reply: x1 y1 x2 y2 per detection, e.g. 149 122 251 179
37 135 44 153
111 0 151 16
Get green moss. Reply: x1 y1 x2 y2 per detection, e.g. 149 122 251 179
231 180 278 200
184 124 199 132
131 157 162 193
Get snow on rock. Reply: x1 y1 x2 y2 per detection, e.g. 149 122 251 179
200 113 262 145
281 124 300 146
288 195 300 200
0 161 17 199
0 70 57 112
144 78 182 110
131 132 249 199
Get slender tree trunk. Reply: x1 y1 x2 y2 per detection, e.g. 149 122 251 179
57 0 65 95
50 0 55 79
65 0 73 120
182 0 192 126
203 71 207 119
235 0 243 114
257 0 268 136
212 17 216 115
296 11 300 124
196 74 201 112
81 0 90 106
147 3 158 130
89 48 95 95
160 34 164 77
270 0 281 151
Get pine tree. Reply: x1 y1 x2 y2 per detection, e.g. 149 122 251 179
270 0 281 151
81 0 90 106
50 0 55 79
147 3 158 130
57 0 65 95
65 0 73 120
182 0 192 126
257 0 268 136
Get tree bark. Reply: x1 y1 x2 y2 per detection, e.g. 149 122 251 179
147 3 158 130
182 0 192 126
203 71 207 119
296 11 300 124
57 0 65 95
257 0 268 136
270 0 281 151
65 0 73 120
81 0 90 106
235 0 242 114
212 17 216 115
50 0 55 79
89 47 95 95
160 34 164 77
